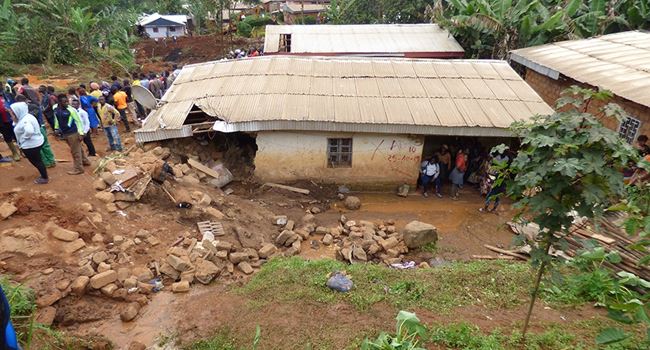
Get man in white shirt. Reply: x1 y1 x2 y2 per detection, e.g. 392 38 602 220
71 99 96 157
420 156 442 198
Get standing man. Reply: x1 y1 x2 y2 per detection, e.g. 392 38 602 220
71 98 96 157
110 75 122 91
122 79 139 124
420 156 441 198
148 74 163 99
40 85 55 131
111 87 130 132
97 96 123 152
53 94 88 175
0 98 20 161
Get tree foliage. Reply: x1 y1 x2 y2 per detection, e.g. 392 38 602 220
501 86 648 342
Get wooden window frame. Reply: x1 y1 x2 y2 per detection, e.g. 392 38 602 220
279 34 292 53
327 138 353 168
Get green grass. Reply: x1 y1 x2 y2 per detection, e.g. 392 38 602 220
239 257 531 313
186 332 240 350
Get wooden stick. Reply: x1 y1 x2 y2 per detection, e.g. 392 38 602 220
471 254 516 261
85 216 99 230
172 236 184 247
263 182 310 195
483 245 529 260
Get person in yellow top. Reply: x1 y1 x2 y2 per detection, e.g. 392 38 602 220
111 87 130 132
89 82 102 99
97 96 123 151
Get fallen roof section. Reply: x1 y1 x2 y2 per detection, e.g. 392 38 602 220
510 30 650 108
135 56 553 143
264 24 464 57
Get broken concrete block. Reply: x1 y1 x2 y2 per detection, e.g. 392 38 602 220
379 237 399 251
229 252 249 264
92 251 109 264
93 178 107 190
36 306 57 326
273 215 288 226
167 255 192 272
132 267 154 282
322 234 333 246
100 283 118 296
97 262 111 273
159 262 180 280
79 264 95 277
36 290 63 307
45 221 79 242
120 302 141 322
194 258 221 284
237 261 254 275
258 244 277 259
63 239 86 254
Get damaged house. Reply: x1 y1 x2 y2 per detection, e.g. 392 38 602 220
134 56 552 188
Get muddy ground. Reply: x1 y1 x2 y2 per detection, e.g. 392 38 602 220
0 130 610 350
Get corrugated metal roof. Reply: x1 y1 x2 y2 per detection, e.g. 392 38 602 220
510 31 650 108
264 24 464 55
138 56 552 137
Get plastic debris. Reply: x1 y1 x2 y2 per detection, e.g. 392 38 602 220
326 272 353 292
390 261 416 269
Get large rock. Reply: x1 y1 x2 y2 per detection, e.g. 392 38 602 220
402 221 438 249
44 221 79 242
89 270 117 289
167 255 192 272
258 244 277 259
194 258 221 284
0 202 17 220
172 281 190 293
344 196 361 210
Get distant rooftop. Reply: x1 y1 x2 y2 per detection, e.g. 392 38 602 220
264 24 464 58
138 13 188 27
510 30 650 108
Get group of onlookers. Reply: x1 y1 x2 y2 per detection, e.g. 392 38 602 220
0 66 181 184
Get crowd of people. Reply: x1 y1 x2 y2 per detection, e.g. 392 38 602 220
0 66 181 184
224 47 264 60
418 141 515 212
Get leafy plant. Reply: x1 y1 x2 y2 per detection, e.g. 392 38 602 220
498 86 638 341
361 311 426 350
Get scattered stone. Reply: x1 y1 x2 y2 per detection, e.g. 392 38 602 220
113 235 124 244
92 251 109 264
237 261 254 274
124 277 138 290
93 178 107 190
379 237 399 251
283 220 295 231
275 230 296 246
402 221 438 249
36 306 57 326
301 213 316 224
418 262 430 269
45 221 79 242
229 252 249 264
71 276 90 295
106 203 118 213
204 207 225 220
344 196 361 210
0 202 17 220
99 171 117 185
115 201 131 210
128 342 146 350
147 236 161 246
273 215 288 226
133 267 154 282
310 207 321 214
42 267 54 275
120 302 141 322
92 234 104 243
95 191 115 203
258 244 277 259
63 239 86 254
36 290 62 307
134 238 142 245
322 234 333 246
180 270 195 283
55 279 70 291
159 262 180 280
97 262 111 273
90 270 117 289
100 283 118 296
171 281 190 293
79 264 95 277
315 226 329 235
79 203 93 212
167 255 192 272
397 184 410 197
195 258 221 284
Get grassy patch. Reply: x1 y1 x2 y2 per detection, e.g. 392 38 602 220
239 257 531 313
186 332 240 350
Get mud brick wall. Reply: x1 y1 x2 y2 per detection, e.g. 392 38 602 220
524 68 650 139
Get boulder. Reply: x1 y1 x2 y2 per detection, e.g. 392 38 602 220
229 252 249 264
402 221 438 249
344 196 361 210
167 255 192 272
0 202 17 220
195 258 221 284
120 302 141 322
89 270 117 289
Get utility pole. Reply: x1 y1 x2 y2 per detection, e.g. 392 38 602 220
301 0 305 24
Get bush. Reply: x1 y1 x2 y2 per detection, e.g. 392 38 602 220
237 21 253 37
243 15 274 28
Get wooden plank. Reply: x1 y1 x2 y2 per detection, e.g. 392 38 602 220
263 182 310 195
471 255 516 261
187 158 221 179
483 244 529 260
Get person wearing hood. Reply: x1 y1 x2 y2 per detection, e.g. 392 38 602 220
11 99 48 184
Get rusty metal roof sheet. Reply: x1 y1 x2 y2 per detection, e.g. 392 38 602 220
264 24 464 55
510 31 650 108
138 56 552 137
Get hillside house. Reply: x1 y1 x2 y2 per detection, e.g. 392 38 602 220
510 31 650 142
138 13 189 39
264 24 464 58
135 56 551 188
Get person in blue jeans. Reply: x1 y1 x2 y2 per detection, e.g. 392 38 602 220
420 156 442 198
1 285 20 350
480 176 506 213
97 96 123 152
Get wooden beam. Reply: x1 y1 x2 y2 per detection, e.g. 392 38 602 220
187 158 221 179
483 244 529 260
263 182 310 195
